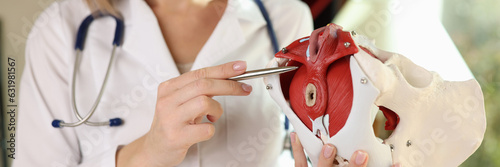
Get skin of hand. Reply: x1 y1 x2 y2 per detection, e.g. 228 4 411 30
116 61 252 167
290 132 402 167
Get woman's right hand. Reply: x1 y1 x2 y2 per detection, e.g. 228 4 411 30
117 61 252 167
290 132 401 167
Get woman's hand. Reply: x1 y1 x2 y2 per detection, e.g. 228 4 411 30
117 61 252 167
290 132 401 167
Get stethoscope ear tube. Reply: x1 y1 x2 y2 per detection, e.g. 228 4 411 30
52 120 63 128
75 12 125 50
112 16 125 47
109 118 123 126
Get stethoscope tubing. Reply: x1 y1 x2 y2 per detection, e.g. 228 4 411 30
68 47 118 127
52 12 124 128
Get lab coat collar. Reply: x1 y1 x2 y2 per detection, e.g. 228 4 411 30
191 0 267 70
232 0 268 24
191 0 243 70
117 0 181 82
113 0 268 82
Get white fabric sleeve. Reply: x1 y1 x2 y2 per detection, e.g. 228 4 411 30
13 2 119 166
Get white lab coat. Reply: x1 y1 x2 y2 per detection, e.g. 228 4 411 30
14 0 313 166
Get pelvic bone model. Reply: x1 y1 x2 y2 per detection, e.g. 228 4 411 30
263 23 486 166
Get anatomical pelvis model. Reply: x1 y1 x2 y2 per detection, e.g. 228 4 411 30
264 23 486 166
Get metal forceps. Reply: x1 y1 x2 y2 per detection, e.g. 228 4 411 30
228 66 298 81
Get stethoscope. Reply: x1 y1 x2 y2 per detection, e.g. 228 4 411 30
51 0 288 129
51 13 124 128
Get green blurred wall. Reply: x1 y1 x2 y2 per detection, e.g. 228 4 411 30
442 0 500 166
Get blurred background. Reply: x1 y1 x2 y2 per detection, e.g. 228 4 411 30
0 0 498 166
442 0 500 166
1 0 58 166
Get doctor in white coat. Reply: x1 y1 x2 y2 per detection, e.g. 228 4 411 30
15 0 318 166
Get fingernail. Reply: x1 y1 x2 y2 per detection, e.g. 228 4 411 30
394 163 402 167
290 132 296 144
355 151 367 165
233 61 246 71
242 83 252 92
323 144 334 159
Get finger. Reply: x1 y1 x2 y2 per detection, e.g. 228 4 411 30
181 123 216 145
171 79 252 106
317 144 336 167
193 116 203 124
392 163 402 167
290 132 307 167
177 95 223 123
158 61 247 97
348 150 368 167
